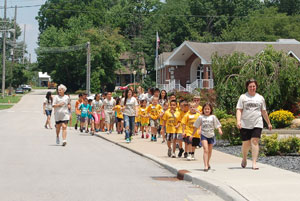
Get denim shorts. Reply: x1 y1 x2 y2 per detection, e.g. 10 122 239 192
45 110 52 116
201 135 215 145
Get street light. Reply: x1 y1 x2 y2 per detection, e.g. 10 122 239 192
133 70 137 90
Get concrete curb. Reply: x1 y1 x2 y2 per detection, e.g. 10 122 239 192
95 133 248 201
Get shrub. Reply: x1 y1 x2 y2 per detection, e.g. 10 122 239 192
219 117 241 145
214 108 233 120
261 134 300 156
75 89 86 95
261 134 280 156
269 110 295 128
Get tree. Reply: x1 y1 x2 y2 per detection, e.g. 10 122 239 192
212 46 300 114
37 15 126 92
265 0 300 15
220 7 300 41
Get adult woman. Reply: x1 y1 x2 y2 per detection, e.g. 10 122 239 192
137 86 146 101
159 89 168 106
53 84 71 146
121 89 139 143
236 79 272 170
43 91 53 129
92 93 103 132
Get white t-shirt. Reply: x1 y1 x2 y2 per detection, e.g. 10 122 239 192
92 100 103 114
53 95 70 122
103 98 116 114
44 98 53 110
194 115 221 138
138 93 147 101
121 97 138 116
236 92 266 129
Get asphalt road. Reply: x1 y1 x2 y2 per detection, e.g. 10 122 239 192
0 90 222 201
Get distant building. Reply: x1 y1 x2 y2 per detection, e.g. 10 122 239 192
38 72 51 87
157 39 300 92
115 52 146 87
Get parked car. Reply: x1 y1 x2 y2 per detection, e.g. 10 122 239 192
15 88 24 94
21 84 32 91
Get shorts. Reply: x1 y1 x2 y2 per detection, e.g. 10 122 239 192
93 113 101 124
80 117 87 123
141 123 149 127
192 137 201 147
240 128 262 141
136 122 141 127
175 133 183 141
201 135 215 144
45 110 52 116
77 115 81 121
166 133 175 141
105 112 115 124
88 117 94 124
150 118 160 129
117 117 123 123
55 120 69 125
183 136 192 145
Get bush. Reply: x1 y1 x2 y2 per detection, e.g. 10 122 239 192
261 134 280 156
214 108 233 120
219 117 241 145
269 110 295 128
75 90 87 95
261 134 300 156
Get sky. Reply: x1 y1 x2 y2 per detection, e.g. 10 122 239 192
1 0 46 62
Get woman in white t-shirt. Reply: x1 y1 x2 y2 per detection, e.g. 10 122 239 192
53 84 71 146
121 89 139 143
236 79 272 170
43 91 53 129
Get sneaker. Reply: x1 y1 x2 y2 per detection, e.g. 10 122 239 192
80 128 83 133
109 130 112 134
171 153 176 158
85 130 89 133
187 154 192 161
126 138 130 143
107 131 110 134
75 124 78 130
56 137 60 145
146 134 149 139
141 134 144 138
151 136 154 141
191 154 195 160
62 140 67 146
154 136 157 142
161 140 165 143
178 148 184 158
168 148 172 157
184 152 188 158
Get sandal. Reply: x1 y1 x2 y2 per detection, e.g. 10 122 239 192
241 160 247 168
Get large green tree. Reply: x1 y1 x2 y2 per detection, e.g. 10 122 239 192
212 46 300 113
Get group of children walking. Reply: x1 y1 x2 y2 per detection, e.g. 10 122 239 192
74 88 223 172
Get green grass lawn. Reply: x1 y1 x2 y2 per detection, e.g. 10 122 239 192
32 86 48 89
0 95 22 103
0 105 13 110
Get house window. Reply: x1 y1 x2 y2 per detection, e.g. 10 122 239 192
116 76 121 86
207 66 212 79
197 64 204 80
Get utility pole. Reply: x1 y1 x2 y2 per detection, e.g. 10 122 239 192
9 5 17 95
2 0 7 98
22 24 26 64
86 42 91 95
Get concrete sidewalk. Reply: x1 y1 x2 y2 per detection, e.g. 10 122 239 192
96 132 300 201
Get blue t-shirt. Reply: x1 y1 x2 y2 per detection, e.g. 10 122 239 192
87 104 93 119
79 104 89 118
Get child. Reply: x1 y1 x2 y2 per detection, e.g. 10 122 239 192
193 95 203 114
162 100 179 158
139 100 149 138
135 102 141 135
159 101 169 143
87 99 95 135
74 93 83 130
146 97 162 141
176 100 189 158
192 103 223 171
113 98 124 134
182 102 201 161
103 92 116 134
79 98 89 133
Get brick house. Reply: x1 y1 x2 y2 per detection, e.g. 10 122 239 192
115 52 146 87
157 39 300 92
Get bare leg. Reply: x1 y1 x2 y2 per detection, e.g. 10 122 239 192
202 140 209 169
47 116 52 129
207 144 213 168
251 138 260 169
56 123 61 138
62 123 67 140
172 139 176 153
242 140 251 167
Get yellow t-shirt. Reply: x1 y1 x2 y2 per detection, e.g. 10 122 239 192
135 106 141 123
162 110 179 134
181 112 201 138
159 109 167 125
146 104 162 120
114 105 123 119
139 107 149 125
176 109 188 134
197 105 203 114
